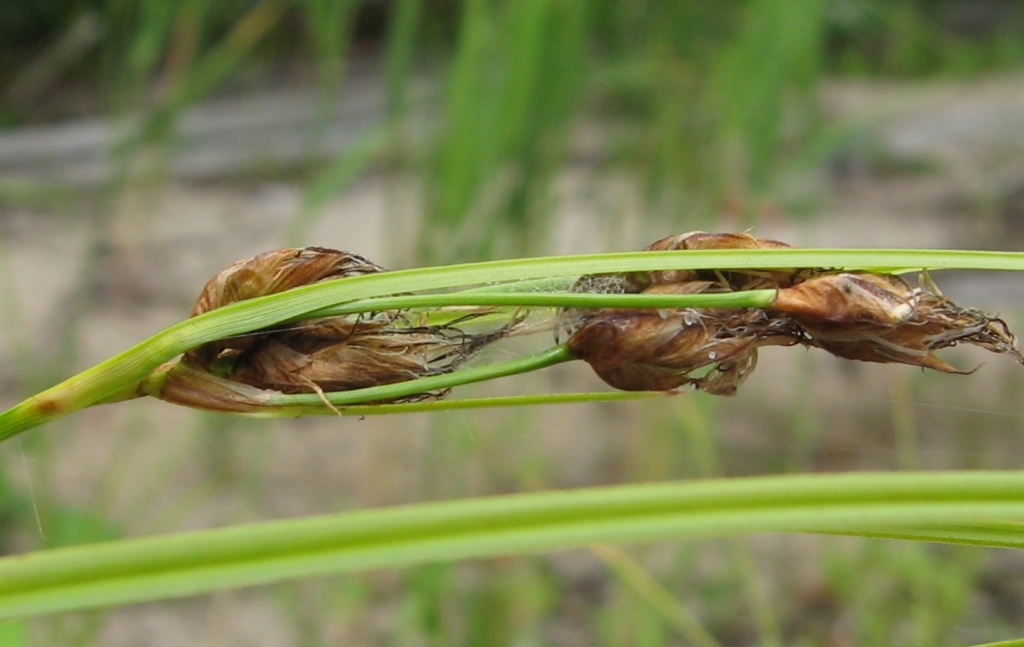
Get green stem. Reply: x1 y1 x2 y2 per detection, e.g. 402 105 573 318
227 391 663 417
2 470 1024 620
321 391 667 415
288 344 573 407
302 289 777 319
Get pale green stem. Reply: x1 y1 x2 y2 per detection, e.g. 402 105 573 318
301 289 777 319
292 391 667 417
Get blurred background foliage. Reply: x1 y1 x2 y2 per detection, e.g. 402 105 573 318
3 0 1024 645
3 0 1024 259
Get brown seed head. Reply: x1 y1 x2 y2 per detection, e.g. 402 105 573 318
186 247 387 370
774 272 1024 372
772 273 916 331
191 247 385 317
567 308 801 394
173 247 517 408
564 231 1024 395
229 316 509 397
642 230 807 290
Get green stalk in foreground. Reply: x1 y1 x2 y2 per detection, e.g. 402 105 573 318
1 471 1024 621
1 247 1024 441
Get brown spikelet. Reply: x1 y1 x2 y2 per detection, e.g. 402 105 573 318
164 247 518 410
186 247 387 370
774 273 1024 372
772 273 916 330
567 308 800 394
641 230 812 291
564 231 1024 396
190 247 385 317
228 316 511 396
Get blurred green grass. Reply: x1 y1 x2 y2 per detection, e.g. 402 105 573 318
3 0 1024 645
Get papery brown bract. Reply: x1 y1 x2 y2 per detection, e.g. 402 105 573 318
153 362 281 413
567 308 800 395
229 317 508 397
173 247 518 408
772 273 916 330
563 232 807 394
698 350 761 396
191 247 385 317
229 319 428 393
774 273 1024 372
186 247 388 370
641 231 810 291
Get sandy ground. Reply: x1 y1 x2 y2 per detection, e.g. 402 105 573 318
2 73 1024 644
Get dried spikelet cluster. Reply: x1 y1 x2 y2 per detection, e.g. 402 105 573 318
565 231 1024 395
166 247 516 409
157 236 1022 411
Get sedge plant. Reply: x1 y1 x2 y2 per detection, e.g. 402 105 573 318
1 245 1024 646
